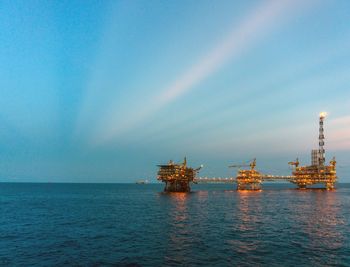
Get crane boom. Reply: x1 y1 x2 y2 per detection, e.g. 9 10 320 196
229 158 256 169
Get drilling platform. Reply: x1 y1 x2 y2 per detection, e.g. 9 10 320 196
229 159 263 190
194 112 337 190
157 158 202 192
287 112 337 189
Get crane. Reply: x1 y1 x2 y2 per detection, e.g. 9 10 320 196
288 158 299 168
229 158 256 170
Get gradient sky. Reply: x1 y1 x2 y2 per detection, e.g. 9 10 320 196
1 0 349 182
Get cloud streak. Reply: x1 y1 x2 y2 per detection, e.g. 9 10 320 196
87 0 316 145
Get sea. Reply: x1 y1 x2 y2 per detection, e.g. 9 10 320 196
1 183 350 266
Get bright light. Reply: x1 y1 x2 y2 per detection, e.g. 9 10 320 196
320 111 328 118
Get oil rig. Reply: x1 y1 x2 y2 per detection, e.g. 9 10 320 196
287 112 337 189
194 112 337 190
229 158 263 190
224 112 337 190
157 113 337 191
157 157 202 192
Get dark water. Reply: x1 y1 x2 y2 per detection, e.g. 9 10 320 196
1 183 350 266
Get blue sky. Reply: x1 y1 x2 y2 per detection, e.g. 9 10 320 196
0 0 349 182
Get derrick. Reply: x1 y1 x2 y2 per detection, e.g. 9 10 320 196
157 157 202 192
288 112 337 190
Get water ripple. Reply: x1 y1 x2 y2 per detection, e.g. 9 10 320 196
0 183 349 266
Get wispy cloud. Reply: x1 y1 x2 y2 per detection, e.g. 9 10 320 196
81 0 317 146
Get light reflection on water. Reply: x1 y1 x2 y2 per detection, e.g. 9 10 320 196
1 183 349 266
301 190 345 250
159 186 349 266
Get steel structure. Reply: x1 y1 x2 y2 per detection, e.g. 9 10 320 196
289 112 337 189
230 159 263 190
319 112 326 166
157 158 202 192
195 112 337 190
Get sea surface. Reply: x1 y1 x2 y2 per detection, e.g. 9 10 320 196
1 183 350 266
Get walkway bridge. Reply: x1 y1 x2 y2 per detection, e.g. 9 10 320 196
158 113 337 191
195 175 295 184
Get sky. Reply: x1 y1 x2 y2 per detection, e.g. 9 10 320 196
0 0 349 183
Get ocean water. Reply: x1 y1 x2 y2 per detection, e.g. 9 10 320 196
1 183 350 266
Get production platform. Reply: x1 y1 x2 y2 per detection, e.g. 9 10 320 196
157 158 202 192
157 112 337 192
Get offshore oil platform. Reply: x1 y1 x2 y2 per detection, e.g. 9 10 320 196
157 112 337 192
286 112 337 190
157 158 202 192
230 158 263 190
